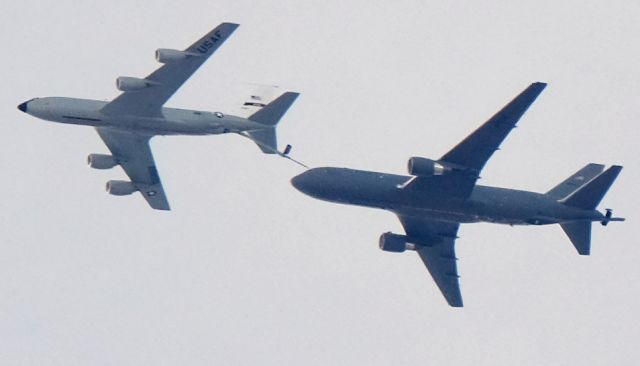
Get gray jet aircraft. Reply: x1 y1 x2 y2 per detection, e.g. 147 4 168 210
18 23 300 210
291 82 624 307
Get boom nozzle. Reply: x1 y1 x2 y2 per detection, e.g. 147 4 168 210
601 208 625 226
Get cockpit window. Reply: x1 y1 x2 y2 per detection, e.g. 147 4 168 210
214 112 224 118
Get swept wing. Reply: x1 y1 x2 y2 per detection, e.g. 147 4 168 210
397 215 463 307
96 127 170 210
397 82 548 306
101 22 239 117
95 23 239 210
404 82 547 198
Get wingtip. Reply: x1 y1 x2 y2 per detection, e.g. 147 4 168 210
152 204 171 211
449 301 464 308
604 165 623 176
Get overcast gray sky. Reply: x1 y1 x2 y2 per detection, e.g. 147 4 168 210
2 1 639 365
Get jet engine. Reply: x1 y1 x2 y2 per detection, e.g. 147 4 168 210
116 77 156 91
379 232 416 253
106 180 137 196
407 157 450 176
155 48 196 63
87 154 118 170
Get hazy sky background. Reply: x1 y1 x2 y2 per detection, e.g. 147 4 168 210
2 1 639 365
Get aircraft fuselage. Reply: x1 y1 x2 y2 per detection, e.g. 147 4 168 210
19 97 266 136
291 167 604 226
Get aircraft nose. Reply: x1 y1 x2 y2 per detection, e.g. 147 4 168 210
290 173 308 193
291 168 328 196
17 101 28 113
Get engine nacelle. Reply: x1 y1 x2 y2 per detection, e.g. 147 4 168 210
106 180 137 196
155 48 196 63
407 157 450 176
116 76 156 91
87 154 118 170
379 232 414 253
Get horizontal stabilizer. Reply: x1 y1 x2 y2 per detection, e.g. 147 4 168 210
561 165 623 210
546 163 604 200
246 128 277 154
560 221 591 255
248 92 300 126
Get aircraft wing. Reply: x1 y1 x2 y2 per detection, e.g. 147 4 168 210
101 22 239 117
440 82 547 173
95 127 170 210
405 82 547 198
397 214 463 307
441 82 547 196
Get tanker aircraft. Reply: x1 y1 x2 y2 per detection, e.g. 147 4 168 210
291 82 624 307
18 23 300 210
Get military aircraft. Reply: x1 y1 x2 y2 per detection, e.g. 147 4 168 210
291 82 624 307
18 23 300 210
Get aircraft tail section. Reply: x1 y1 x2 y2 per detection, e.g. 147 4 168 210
245 128 278 154
560 221 592 255
557 165 624 255
546 163 604 200
243 91 299 154
248 91 300 126
561 165 623 210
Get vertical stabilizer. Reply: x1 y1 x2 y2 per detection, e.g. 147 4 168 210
546 163 604 200
244 91 299 154
561 165 623 210
248 92 300 126
560 221 592 255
